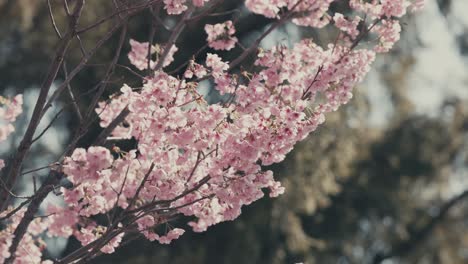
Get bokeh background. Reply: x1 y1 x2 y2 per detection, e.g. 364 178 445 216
1 0 468 263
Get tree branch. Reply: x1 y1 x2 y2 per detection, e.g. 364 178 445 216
373 189 468 264
0 0 85 211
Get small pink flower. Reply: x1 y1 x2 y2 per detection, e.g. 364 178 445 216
204 21 238 51
156 228 185 244
206 53 228 77
164 0 188 15
333 13 361 39
128 39 156 70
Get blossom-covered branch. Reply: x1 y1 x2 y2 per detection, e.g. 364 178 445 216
0 0 424 263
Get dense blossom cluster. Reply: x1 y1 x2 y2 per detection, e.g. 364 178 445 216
0 0 424 262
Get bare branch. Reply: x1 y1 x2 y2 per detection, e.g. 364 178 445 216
373 189 468 264
31 108 64 144
47 0 62 39
76 0 161 34
63 62 83 122
0 0 85 211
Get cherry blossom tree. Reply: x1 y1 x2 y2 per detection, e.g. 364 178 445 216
0 0 423 263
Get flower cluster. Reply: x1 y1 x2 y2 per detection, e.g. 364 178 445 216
372 19 402 53
59 29 378 253
333 13 362 39
0 94 23 170
204 21 238 51
184 61 207 79
245 0 423 50
0 0 424 262
128 39 178 71
47 0 423 256
137 215 185 244
163 0 209 15
0 207 48 263
349 0 421 18
245 0 335 27
245 0 422 28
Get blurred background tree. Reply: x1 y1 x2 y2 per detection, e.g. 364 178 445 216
1 0 468 263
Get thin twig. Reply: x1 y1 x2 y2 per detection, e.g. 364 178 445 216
154 6 195 71
47 0 62 39
76 0 161 34
20 164 53 176
0 199 31 221
228 0 306 72
0 0 85 212
31 108 64 144
41 21 127 120
373 189 468 264
63 62 83 122
126 163 155 211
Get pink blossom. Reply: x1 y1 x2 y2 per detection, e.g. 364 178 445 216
0 94 23 142
160 44 179 68
46 204 78 237
245 0 334 28
0 1 423 260
244 0 283 18
192 0 209 7
0 207 46 263
349 0 383 19
333 13 362 39
206 53 229 77
128 39 177 70
156 228 185 244
101 232 124 254
1 93 23 174
2 94 23 122
128 39 156 71
164 0 188 15
381 0 410 18
372 19 402 53
204 21 238 50
184 61 208 79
